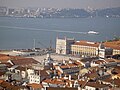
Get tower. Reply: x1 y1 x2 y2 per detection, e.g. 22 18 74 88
98 42 105 59
56 37 75 54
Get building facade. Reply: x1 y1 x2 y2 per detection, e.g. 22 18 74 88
56 37 75 54
113 49 120 55
56 37 120 58
104 40 120 55
71 41 113 58
71 41 99 57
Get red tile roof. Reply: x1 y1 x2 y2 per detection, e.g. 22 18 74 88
102 77 120 86
73 41 99 47
27 83 43 88
105 59 120 63
113 79 120 86
93 60 106 64
47 87 77 90
11 58 39 66
104 40 120 50
86 82 109 88
43 78 65 85
0 80 4 84
16 66 26 71
78 80 87 87
0 62 12 68
0 80 21 89
0 54 23 62
73 40 120 50
60 63 79 69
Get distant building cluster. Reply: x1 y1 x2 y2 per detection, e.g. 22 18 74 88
0 6 120 18
0 38 120 90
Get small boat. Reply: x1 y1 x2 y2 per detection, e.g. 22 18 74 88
87 31 99 35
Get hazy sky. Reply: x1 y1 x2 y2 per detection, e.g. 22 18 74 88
0 0 120 9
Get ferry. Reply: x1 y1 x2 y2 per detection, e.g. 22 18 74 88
87 31 99 35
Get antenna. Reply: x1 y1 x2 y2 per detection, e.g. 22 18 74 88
49 40 52 50
33 39 36 50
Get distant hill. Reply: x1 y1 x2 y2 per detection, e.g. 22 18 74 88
95 7 120 17
40 9 90 18
0 7 120 18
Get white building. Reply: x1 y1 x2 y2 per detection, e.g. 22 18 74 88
56 37 75 54
27 69 40 84
98 42 113 59
27 69 50 84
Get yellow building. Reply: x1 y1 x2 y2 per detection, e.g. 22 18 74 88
113 49 120 55
71 41 99 57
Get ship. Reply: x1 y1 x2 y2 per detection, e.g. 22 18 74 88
87 31 99 35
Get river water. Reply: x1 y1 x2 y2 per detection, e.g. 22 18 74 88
0 17 120 49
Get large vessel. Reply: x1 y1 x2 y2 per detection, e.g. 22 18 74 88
87 31 99 35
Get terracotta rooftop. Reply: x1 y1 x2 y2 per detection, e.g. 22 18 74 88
60 65 69 69
104 40 120 50
102 77 120 86
113 66 120 74
0 54 23 62
86 72 99 79
0 80 21 90
116 73 120 77
113 79 120 86
0 80 4 84
43 78 73 86
74 61 83 66
105 59 116 63
93 60 106 64
73 41 99 47
57 70 62 75
78 80 87 87
102 76 112 82
73 40 120 50
11 58 39 66
68 63 79 67
60 63 79 69
47 87 77 90
27 83 43 88
0 62 12 68
43 78 65 85
86 82 109 88
105 59 120 63
40 70 49 76
16 66 26 71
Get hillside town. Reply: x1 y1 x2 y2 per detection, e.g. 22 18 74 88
0 37 120 90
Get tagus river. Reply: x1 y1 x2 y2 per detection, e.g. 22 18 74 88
0 17 120 49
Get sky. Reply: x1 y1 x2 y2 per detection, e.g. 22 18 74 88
0 0 120 9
